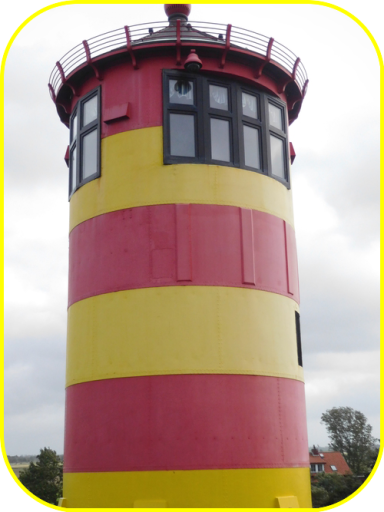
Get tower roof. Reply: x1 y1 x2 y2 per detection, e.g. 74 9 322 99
48 6 308 125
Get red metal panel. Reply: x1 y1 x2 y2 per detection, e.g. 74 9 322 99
64 375 309 473
240 208 255 285
68 204 299 306
284 221 300 300
176 204 192 281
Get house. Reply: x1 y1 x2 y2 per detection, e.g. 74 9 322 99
309 450 352 479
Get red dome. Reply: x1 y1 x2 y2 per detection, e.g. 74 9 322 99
164 4 191 19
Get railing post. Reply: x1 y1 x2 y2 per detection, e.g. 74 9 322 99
48 83 56 103
82 40 92 64
56 61 66 83
254 37 273 78
82 40 102 80
292 57 300 81
266 37 274 61
176 19 181 65
219 24 231 68
124 25 138 69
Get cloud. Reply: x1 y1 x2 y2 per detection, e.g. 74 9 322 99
304 351 380 446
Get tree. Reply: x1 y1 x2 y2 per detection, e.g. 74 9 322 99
321 406 378 475
19 448 63 505
311 473 361 507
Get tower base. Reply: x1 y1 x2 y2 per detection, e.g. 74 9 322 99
63 468 311 508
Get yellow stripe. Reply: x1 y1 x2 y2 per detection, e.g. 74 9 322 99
63 468 312 508
66 287 303 387
69 127 295 231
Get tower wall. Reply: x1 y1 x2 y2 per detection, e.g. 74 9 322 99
61 39 310 508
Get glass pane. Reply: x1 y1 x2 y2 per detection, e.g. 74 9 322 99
70 147 77 193
169 79 194 105
71 113 77 142
209 85 228 110
270 135 285 179
170 114 195 157
242 93 258 119
83 95 98 126
210 118 230 162
269 103 283 131
243 125 260 169
82 129 98 180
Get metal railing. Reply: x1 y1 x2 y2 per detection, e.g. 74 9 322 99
49 20 308 99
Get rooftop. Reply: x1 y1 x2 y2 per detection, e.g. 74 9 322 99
310 452 352 476
48 4 308 120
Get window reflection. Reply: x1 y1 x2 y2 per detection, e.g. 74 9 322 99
83 95 98 127
269 103 283 131
71 114 77 142
82 130 98 179
169 79 194 105
211 118 230 161
209 85 228 110
243 125 260 169
70 147 77 193
170 114 195 157
242 93 258 119
270 135 285 179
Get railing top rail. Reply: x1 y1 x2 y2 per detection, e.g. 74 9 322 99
49 20 307 99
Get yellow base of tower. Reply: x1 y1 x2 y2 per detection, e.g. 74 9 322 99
63 468 312 508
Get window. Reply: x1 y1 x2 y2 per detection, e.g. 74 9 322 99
311 463 325 473
295 311 303 367
163 71 290 187
330 465 337 471
69 87 101 199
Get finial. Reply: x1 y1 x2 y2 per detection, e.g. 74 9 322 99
164 4 191 22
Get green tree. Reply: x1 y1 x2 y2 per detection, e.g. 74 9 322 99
19 448 63 505
311 473 361 507
321 407 378 475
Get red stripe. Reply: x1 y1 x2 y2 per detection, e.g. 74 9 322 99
64 375 309 473
68 204 299 306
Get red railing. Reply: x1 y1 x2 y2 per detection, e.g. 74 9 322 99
49 20 308 100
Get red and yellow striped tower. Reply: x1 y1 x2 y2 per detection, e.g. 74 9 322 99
50 4 311 507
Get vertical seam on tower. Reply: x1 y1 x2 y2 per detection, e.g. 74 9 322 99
148 205 153 280
239 207 256 285
90 296 95 381
277 378 285 463
217 288 223 370
284 220 294 296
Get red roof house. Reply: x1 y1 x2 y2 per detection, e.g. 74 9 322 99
309 451 352 479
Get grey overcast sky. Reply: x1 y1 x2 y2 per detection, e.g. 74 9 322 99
1 1 382 509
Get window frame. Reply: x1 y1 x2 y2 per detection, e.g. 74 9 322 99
163 70 290 188
265 97 289 186
310 463 325 473
69 86 101 200
295 311 303 367
163 72 204 164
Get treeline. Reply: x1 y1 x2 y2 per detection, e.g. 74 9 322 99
8 455 38 464
8 454 63 464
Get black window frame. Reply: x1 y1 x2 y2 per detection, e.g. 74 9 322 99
163 70 290 188
69 86 101 200
266 97 289 186
295 311 303 367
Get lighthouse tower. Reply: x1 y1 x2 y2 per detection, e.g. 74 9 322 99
49 4 311 507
